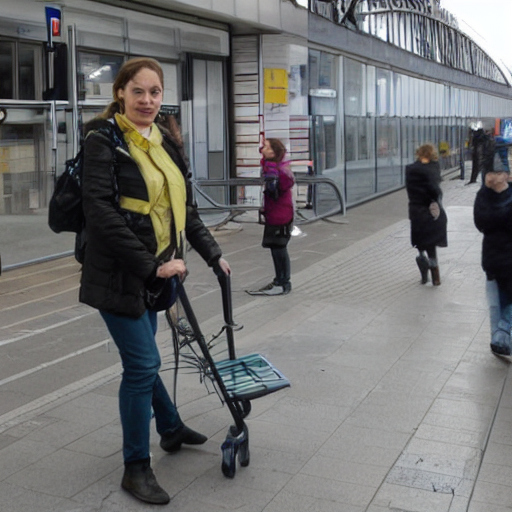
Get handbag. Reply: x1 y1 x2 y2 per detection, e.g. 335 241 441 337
262 223 291 248
145 275 179 311
263 173 280 201
48 149 85 234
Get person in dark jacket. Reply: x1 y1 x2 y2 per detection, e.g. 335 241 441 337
474 162 512 356
405 144 448 285
80 57 230 505
247 138 295 296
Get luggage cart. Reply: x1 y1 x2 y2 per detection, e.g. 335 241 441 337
165 272 290 478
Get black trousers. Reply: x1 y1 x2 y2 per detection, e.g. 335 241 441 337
418 246 437 262
270 245 291 286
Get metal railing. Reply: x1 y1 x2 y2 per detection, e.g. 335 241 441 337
194 174 346 228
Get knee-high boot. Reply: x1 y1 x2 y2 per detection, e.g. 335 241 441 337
429 258 441 286
415 253 429 284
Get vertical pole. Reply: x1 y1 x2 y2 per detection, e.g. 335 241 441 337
50 100 57 183
459 118 465 180
68 25 79 156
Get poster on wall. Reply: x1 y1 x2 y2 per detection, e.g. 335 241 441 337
264 68 288 105
501 118 512 142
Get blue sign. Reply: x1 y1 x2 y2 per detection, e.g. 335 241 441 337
45 6 61 47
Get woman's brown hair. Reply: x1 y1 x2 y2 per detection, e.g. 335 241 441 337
100 57 164 119
416 143 438 162
265 138 287 163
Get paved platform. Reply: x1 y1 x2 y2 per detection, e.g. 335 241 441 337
2 176 512 512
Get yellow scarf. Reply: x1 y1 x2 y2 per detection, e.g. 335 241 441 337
115 114 186 256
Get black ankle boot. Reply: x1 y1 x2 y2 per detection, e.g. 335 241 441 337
121 459 170 505
415 255 429 284
160 425 207 453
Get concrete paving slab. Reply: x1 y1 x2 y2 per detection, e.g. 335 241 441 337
468 503 512 512
0 438 55 481
0 481 74 512
470 480 512 509
283 472 377 508
5 449 120 498
301 455 389 487
372 482 454 511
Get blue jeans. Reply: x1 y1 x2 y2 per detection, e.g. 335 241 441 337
100 310 183 463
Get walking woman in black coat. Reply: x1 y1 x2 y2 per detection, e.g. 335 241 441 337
405 144 448 285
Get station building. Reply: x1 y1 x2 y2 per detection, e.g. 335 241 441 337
1 0 511 265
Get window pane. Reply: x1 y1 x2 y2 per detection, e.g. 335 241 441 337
19 44 38 100
0 41 14 99
376 68 390 116
161 62 178 105
309 50 321 89
0 108 46 213
319 52 335 88
207 60 224 152
78 52 124 100
346 116 375 203
344 58 364 116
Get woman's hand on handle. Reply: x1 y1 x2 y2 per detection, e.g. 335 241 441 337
156 259 187 279
214 257 231 276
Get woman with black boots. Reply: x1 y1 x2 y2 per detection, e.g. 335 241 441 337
405 144 448 286
247 138 295 296
80 58 230 505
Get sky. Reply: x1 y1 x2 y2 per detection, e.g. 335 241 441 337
438 0 512 71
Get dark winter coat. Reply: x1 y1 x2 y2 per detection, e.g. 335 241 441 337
405 160 448 250
474 183 512 291
261 158 295 226
79 118 222 318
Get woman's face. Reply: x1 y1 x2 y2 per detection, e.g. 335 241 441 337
485 171 509 191
261 140 275 160
117 67 163 130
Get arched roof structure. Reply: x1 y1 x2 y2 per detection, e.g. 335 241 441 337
311 0 511 86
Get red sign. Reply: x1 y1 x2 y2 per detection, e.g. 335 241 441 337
51 18 60 37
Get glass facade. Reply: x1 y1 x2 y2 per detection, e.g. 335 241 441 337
0 7 230 268
2 2 512 267
321 52 510 206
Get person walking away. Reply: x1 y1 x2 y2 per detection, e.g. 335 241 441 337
80 57 231 505
474 147 512 356
405 144 448 285
248 138 295 296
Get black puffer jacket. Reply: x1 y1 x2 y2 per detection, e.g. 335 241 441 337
405 160 448 250
79 118 222 318
474 183 512 289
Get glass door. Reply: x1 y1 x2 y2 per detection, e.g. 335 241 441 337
190 57 228 205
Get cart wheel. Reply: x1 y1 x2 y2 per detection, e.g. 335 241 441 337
241 400 251 418
238 424 250 467
221 435 237 478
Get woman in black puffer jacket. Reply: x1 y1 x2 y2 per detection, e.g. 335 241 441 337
80 57 230 505
405 144 448 285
